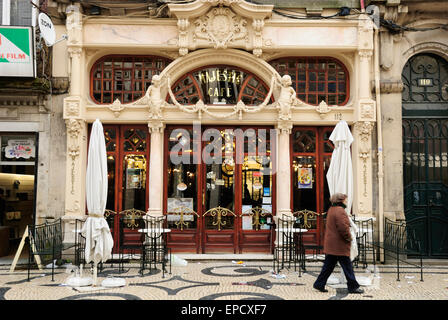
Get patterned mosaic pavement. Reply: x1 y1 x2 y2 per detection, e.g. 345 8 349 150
1 260 447 301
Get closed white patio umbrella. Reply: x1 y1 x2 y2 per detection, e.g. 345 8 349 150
326 120 358 261
81 119 114 286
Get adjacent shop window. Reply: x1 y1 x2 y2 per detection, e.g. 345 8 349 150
169 65 273 105
269 57 349 106
0 133 37 243
90 55 171 104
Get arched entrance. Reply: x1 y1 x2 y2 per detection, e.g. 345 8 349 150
163 64 276 253
402 52 448 258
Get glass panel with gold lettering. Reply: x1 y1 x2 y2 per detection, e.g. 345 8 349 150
170 65 273 106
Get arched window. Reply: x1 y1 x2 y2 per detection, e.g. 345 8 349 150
402 53 448 116
90 55 172 104
169 65 273 105
269 57 349 106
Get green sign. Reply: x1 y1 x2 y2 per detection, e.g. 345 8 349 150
0 26 35 77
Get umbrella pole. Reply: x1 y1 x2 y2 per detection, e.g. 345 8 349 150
93 263 97 287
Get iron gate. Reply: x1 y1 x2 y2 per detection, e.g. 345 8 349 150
402 118 448 257
402 53 448 258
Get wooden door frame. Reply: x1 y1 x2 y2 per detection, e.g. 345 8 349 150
290 126 334 250
97 124 150 253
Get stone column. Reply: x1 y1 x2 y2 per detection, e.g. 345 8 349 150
62 3 86 244
352 40 376 219
147 120 165 217
275 121 293 219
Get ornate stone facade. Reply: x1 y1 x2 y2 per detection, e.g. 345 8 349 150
51 0 399 247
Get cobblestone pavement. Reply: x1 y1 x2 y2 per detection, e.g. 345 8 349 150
0 260 447 300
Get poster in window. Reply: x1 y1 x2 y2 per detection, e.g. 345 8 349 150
126 168 142 189
4 139 35 160
298 168 313 189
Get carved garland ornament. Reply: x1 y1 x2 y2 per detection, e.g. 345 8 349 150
100 71 348 121
68 145 80 195
66 118 82 139
354 121 374 197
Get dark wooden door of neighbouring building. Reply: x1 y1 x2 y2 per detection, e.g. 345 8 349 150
402 53 448 258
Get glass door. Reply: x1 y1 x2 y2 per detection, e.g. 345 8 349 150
99 124 150 252
291 127 334 252
202 128 237 253
164 125 276 253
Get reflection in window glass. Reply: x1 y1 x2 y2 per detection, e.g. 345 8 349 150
292 156 317 212
241 156 272 212
122 154 147 211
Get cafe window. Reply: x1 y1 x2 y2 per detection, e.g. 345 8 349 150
269 57 349 106
169 65 273 105
90 55 172 104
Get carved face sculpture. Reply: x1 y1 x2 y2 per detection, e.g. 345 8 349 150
211 14 231 40
281 75 292 87
152 74 161 86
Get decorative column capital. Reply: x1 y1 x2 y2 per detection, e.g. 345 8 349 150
358 49 373 61
276 120 293 135
148 120 165 134
67 47 82 59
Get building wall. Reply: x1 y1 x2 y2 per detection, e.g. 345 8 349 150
373 0 448 221
56 0 378 238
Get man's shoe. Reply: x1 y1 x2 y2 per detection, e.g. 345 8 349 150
313 285 328 293
348 288 364 294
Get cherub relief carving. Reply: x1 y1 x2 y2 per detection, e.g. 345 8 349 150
144 74 166 119
276 75 303 120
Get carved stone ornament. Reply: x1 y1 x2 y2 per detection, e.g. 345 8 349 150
148 119 165 134
277 120 293 135
193 6 248 50
169 0 273 57
68 144 80 195
354 121 374 197
315 100 332 119
109 99 125 118
354 121 374 159
66 5 82 46
359 101 376 120
66 118 82 139
358 49 373 61
64 98 80 118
